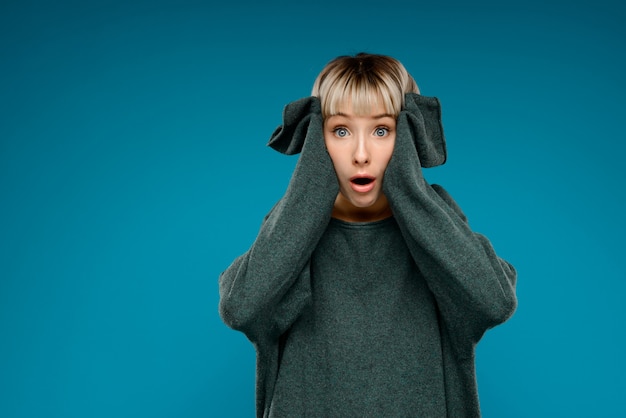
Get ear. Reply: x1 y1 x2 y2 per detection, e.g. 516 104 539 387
402 93 447 168
267 96 322 155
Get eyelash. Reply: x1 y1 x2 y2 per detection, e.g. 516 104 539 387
374 127 390 137
332 126 391 138
333 127 349 138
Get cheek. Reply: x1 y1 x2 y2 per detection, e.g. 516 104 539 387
324 141 348 171
377 138 396 170
324 149 343 179
323 133 338 159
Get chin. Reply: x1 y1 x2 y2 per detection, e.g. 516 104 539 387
348 194 380 209
338 186 382 209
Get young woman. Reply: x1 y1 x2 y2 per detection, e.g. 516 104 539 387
219 53 517 417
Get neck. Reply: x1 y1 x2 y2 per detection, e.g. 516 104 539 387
331 193 393 223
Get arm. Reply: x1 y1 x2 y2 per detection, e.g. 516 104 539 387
383 95 517 357
218 97 339 343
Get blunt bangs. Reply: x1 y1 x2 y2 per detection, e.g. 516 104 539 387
323 75 400 118
311 53 418 119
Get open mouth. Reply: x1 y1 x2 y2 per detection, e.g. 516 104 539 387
351 177 374 185
349 176 376 193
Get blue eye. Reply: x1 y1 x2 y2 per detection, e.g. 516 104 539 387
334 128 349 138
374 127 388 137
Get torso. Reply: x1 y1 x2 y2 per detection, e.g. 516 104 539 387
268 217 447 417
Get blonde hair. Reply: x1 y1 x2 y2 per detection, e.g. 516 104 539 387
311 52 419 119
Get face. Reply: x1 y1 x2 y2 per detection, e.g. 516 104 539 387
324 100 396 222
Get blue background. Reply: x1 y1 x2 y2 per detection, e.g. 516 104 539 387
1 0 624 417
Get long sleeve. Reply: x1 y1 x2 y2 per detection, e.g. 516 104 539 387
383 96 517 358
218 97 339 344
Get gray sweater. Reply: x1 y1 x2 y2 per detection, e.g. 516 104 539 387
269 216 446 416
219 95 517 417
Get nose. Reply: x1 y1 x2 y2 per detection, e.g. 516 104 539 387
353 135 370 165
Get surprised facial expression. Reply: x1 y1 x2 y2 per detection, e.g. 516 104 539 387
323 101 396 221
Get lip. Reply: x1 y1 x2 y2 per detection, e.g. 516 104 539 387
349 174 376 193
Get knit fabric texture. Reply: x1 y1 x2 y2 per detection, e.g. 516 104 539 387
268 217 447 416
218 94 517 417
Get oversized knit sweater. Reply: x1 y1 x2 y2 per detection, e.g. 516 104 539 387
218 94 517 417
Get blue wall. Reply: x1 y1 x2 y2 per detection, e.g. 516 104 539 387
1 0 624 416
